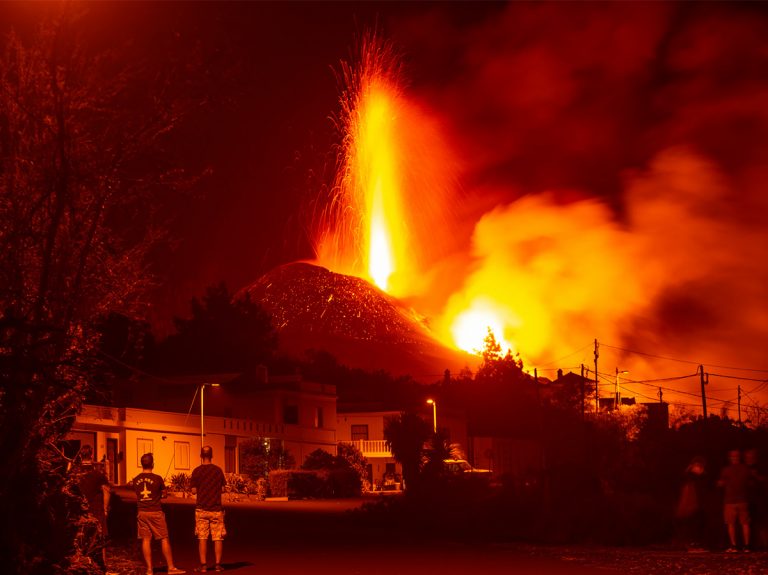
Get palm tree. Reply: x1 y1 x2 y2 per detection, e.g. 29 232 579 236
422 430 462 480
384 412 430 490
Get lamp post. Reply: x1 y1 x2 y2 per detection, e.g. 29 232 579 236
615 369 628 410
200 383 220 444
426 399 437 433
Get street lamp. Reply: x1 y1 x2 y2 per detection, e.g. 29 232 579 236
615 368 628 410
426 399 437 433
200 383 220 444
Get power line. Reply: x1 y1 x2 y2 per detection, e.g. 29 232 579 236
600 343 768 373
709 373 768 383
536 343 593 368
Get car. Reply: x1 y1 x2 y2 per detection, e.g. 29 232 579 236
443 459 492 475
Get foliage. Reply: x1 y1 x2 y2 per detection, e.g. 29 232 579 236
337 442 368 491
268 469 361 499
222 473 266 501
267 470 290 498
238 438 295 481
300 444 368 493
0 12 204 573
152 283 277 374
299 349 424 408
301 448 337 470
422 431 462 482
168 472 191 493
384 412 431 491
475 329 525 383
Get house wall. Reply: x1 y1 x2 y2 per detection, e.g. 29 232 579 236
470 436 543 479
336 411 401 487
70 392 339 485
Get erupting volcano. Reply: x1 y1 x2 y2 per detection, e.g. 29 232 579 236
243 262 472 378
245 16 768 402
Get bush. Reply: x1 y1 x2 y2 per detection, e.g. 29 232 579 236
268 470 289 498
168 473 191 494
267 469 361 499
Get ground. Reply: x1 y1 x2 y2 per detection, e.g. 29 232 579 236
104 491 768 575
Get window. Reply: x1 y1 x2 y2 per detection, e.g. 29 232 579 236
283 405 298 425
351 424 369 441
314 407 324 428
137 438 153 467
225 446 236 474
225 435 237 474
174 441 190 470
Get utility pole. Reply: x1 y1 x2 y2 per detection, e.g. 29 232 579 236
738 385 742 425
594 339 599 413
614 368 628 410
580 364 586 420
658 387 663 404
699 365 708 419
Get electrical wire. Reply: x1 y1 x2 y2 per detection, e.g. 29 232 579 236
601 343 768 373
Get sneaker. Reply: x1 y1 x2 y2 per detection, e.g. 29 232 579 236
167 569 186 575
742 547 751 553
725 547 738 553
214 566 224 572
193 566 207 573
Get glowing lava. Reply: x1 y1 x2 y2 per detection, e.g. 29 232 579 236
314 36 508 356
355 86 405 291
450 298 517 355
314 38 410 295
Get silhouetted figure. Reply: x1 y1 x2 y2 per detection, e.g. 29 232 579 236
745 449 768 550
718 449 752 552
132 453 185 574
191 445 227 572
71 444 113 573
675 456 708 552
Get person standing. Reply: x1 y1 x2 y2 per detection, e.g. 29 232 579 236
72 444 114 573
675 456 708 552
745 448 768 549
190 445 227 572
718 449 752 552
132 453 185 575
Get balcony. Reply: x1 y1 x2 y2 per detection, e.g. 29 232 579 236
342 439 392 458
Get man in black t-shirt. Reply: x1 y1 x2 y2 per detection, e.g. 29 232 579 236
190 445 227 572
132 453 185 575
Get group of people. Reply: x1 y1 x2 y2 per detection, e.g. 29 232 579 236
72 444 227 575
676 448 768 553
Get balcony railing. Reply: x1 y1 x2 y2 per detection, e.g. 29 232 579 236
342 439 392 458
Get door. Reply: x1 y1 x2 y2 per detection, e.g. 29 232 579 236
106 438 118 483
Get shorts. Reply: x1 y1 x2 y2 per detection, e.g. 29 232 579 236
724 502 750 526
137 510 169 540
195 509 226 541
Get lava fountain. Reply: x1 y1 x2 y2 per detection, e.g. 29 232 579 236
313 36 458 300
311 36 501 354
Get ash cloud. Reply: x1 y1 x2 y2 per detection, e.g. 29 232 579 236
392 3 768 399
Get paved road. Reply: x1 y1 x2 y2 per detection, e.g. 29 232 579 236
107 491 768 575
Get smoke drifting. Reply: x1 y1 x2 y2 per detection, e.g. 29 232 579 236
381 3 768 406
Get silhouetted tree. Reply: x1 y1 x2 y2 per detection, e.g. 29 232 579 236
337 442 369 490
152 283 277 374
475 328 525 384
384 412 431 490
301 448 337 470
239 438 294 480
422 430 461 482
0 12 204 573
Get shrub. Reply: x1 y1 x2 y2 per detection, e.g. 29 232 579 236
268 470 289 498
168 473 191 494
267 469 361 499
